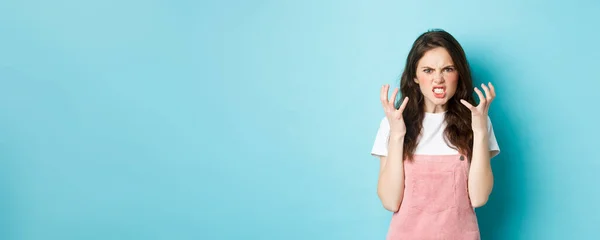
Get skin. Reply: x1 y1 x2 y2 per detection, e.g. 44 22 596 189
414 47 459 113
377 47 496 212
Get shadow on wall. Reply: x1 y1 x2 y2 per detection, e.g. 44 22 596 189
0 67 74 240
0 67 30 240
0 142 17 240
466 45 533 240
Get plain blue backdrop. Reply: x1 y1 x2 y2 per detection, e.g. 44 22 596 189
1 0 599 239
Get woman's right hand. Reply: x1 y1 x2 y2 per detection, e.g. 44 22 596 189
380 84 409 135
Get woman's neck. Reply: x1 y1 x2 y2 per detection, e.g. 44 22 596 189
424 104 447 113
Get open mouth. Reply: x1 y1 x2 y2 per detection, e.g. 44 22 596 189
433 87 446 98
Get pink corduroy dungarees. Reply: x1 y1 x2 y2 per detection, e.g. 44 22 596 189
386 154 480 240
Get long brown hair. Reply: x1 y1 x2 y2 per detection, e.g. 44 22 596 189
395 29 476 161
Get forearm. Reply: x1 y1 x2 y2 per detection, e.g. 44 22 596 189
468 132 494 208
377 133 406 212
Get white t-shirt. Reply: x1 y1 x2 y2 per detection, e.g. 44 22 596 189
371 112 500 158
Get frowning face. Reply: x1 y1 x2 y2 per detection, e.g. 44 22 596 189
414 47 459 113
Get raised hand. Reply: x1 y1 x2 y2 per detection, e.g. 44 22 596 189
460 82 496 134
380 84 409 135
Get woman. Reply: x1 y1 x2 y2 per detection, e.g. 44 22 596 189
370 29 501 239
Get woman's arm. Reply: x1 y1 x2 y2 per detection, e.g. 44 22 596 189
461 82 497 208
377 132 406 212
468 132 494 208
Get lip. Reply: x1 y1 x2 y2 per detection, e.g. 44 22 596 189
432 86 446 98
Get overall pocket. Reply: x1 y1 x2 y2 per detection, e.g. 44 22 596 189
410 171 457 213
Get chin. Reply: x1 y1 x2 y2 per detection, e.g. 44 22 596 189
431 97 450 105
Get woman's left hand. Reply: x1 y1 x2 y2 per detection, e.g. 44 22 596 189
460 82 496 134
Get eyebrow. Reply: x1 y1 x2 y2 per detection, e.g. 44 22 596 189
420 65 455 69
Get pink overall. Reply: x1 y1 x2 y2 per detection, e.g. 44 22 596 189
386 154 480 240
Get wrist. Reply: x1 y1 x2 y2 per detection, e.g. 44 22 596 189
389 132 406 141
473 131 489 140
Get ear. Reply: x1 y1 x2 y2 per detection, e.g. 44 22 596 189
414 77 419 84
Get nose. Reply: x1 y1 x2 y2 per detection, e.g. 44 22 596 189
433 72 445 84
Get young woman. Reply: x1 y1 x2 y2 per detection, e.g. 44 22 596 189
370 29 500 239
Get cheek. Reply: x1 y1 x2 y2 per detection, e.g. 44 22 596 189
446 72 459 82
446 74 459 90
418 81 432 93
415 74 431 87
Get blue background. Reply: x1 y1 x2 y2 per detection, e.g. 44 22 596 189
1 0 599 239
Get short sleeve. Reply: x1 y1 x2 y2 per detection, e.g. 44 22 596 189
371 117 390 158
487 116 501 158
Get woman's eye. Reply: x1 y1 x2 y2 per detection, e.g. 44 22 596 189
444 68 454 72
424 69 432 73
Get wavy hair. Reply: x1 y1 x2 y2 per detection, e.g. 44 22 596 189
395 29 476 161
